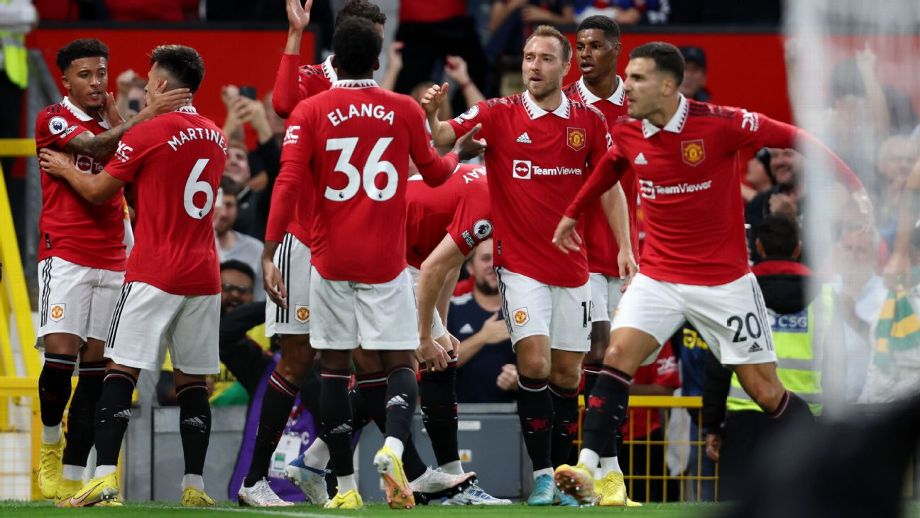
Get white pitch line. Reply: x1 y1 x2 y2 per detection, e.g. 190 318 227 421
132 504 359 518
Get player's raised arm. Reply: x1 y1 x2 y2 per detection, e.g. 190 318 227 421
409 99 484 186
38 148 124 204
553 148 630 253
272 0 313 118
884 155 920 287
65 79 189 160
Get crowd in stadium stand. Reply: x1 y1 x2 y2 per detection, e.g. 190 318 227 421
8 0 920 508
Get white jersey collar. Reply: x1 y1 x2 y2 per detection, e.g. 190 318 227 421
522 90 570 120
576 75 625 106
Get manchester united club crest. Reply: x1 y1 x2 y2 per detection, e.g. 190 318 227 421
513 307 529 326
566 127 586 151
681 139 705 166
295 305 310 323
50 303 65 322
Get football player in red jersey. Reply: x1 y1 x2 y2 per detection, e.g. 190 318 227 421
562 17 640 499
235 2 389 507
263 17 483 509
553 41 871 505
40 45 228 508
271 0 387 119
424 24 636 506
33 38 188 503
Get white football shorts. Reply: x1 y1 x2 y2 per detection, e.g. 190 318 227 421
105 281 220 374
495 267 591 352
265 233 312 336
589 273 624 323
310 267 419 351
612 272 777 366
407 265 448 341
36 257 124 343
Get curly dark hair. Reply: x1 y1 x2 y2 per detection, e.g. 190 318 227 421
334 0 386 29
56 39 109 74
150 45 205 93
333 17 382 77
576 15 621 42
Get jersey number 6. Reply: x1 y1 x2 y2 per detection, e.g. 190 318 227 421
325 137 397 202
184 158 214 219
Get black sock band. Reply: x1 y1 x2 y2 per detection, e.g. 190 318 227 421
62 361 106 466
384 366 418 444
517 375 553 471
39 353 77 428
550 383 579 468
420 356 459 466
94 370 137 466
582 366 632 455
245 370 298 486
320 368 354 477
177 381 211 476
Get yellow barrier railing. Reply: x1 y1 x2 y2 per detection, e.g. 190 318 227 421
0 138 38 378
0 376 41 499
577 395 717 503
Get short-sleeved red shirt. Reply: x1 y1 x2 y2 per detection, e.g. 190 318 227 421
105 107 227 295
35 97 126 271
405 164 491 268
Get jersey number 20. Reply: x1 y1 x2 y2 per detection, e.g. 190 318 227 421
325 137 397 202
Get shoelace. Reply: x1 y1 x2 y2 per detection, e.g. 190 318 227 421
253 481 286 504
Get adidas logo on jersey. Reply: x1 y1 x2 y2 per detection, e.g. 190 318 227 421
634 153 648 165
459 323 474 334
748 342 763 353
328 423 353 435
516 132 532 144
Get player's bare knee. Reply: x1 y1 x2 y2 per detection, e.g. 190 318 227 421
548 366 580 389
517 353 550 379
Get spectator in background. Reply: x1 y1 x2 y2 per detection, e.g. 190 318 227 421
574 1 666 25
158 260 260 406
449 240 517 403
873 135 918 248
488 1 575 70
745 149 804 261
221 86 281 240
679 46 710 102
617 343 681 503
704 214 833 500
114 69 147 119
394 0 488 112
215 177 264 302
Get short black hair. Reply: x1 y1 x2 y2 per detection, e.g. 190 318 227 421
630 41 684 86
756 213 800 259
150 45 205 93
220 259 255 283
56 39 109 74
220 176 242 197
576 15 621 42
332 17 382 77
334 0 386 29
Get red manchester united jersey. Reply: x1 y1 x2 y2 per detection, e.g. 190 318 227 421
272 54 336 119
105 107 227 295
564 76 639 276
448 92 610 287
35 97 126 271
566 96 863 286
269 80 459 284
405 164 491 269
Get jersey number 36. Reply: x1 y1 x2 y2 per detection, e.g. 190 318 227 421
325 137 397 202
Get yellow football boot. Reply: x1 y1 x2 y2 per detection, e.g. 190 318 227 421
38 436 65 499
324 489 363 509
554 463 596 505
67 472 119 507
182 486 216 507
374 446 415 509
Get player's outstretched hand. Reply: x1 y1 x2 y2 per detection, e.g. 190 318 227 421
38 148 75 178
145 79 191 116
453 123 485 161
417 337 450 372
617 247 639 284
421 82 449 118
883 251 911 290
552 216 582 253
287 0 313 31
263 259 288 308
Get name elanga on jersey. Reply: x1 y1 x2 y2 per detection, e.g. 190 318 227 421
327 103 395 127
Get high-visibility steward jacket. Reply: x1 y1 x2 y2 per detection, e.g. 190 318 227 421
726 286 833 416
0 0 28 89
